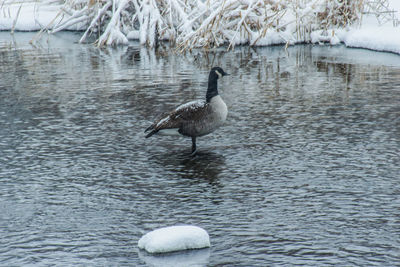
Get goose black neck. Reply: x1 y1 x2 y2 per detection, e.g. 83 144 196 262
206 74 218 102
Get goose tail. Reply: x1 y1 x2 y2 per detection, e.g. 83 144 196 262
145 129 158 138
144 124 154 133
144 124 158 138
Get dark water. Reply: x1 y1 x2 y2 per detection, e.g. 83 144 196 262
1 32 399 266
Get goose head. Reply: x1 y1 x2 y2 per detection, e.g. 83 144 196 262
209 67 229 80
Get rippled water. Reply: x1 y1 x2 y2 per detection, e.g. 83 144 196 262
1 32 399 266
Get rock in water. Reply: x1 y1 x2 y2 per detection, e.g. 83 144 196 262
138 225 210 253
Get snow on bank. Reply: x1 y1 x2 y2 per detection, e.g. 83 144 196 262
0 1 63 31
337 1 400 55
138 226 211 254
344 26 400 54
1 0 400 55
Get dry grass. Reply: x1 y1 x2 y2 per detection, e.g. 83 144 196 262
42 0 394 50
317 0 364 28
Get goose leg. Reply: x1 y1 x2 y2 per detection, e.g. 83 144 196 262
190 136 197 156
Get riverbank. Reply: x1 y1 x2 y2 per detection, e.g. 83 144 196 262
1 0 399 55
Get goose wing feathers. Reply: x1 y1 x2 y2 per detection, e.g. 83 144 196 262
145 100 210 137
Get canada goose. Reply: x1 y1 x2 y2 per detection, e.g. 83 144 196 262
145 67 229 155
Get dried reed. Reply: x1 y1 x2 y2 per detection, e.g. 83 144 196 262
45 0 393 50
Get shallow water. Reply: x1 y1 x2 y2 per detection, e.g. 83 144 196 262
0 32 399 266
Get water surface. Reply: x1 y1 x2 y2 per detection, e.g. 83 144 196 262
0 32 399 266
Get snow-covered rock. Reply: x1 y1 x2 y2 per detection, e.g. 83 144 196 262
138 225 210 254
